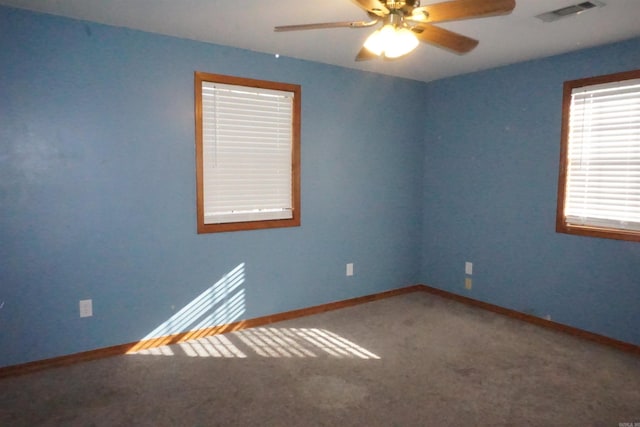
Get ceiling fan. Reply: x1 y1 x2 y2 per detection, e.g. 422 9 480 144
275 0 516 60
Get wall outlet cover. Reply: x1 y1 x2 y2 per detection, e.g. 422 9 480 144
346 263 354 276
79 299 93 318
465 262 473 275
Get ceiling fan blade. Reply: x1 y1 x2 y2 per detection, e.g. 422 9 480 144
275 19 378 32
351 0 389 16
412 24 479 54
355 46 379 61
421 0 515 23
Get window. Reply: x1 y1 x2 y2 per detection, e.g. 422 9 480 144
556 69 640 242
194 72 301 233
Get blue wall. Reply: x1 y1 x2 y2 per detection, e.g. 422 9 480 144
0 6 425 367
421 37 640 346
2 5 639 369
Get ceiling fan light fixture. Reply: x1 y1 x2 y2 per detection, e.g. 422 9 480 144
363 24 419 59
275 0 516 61
385 27 419 58
363 24 391 56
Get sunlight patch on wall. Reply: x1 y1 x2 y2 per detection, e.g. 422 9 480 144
126 263 247 353
141 263 246 341
126 261 379 360
130 327 380 360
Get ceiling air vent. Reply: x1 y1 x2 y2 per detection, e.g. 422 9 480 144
536 1 605 22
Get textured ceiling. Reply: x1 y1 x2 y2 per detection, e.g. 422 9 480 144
2 0 639 82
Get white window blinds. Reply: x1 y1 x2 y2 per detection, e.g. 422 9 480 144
201 82 294 224
564 78 640 231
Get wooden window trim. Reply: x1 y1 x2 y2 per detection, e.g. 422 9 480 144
195 71 301 234
556 69 640 242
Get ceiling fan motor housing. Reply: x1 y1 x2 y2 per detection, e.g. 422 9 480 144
385 0 421 9
385 0 427 22
385 12 404 27
386 1 406 8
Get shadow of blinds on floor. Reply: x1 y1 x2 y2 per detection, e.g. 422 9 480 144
130 327 381 359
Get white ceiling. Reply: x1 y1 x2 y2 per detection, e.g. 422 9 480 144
2 0 639 82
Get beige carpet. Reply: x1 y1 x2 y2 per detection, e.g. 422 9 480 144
1 291 639 426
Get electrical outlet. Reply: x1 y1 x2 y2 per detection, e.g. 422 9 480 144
346 263 354 277
79 299 93 318
465 261 473 275
464 277 472 290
